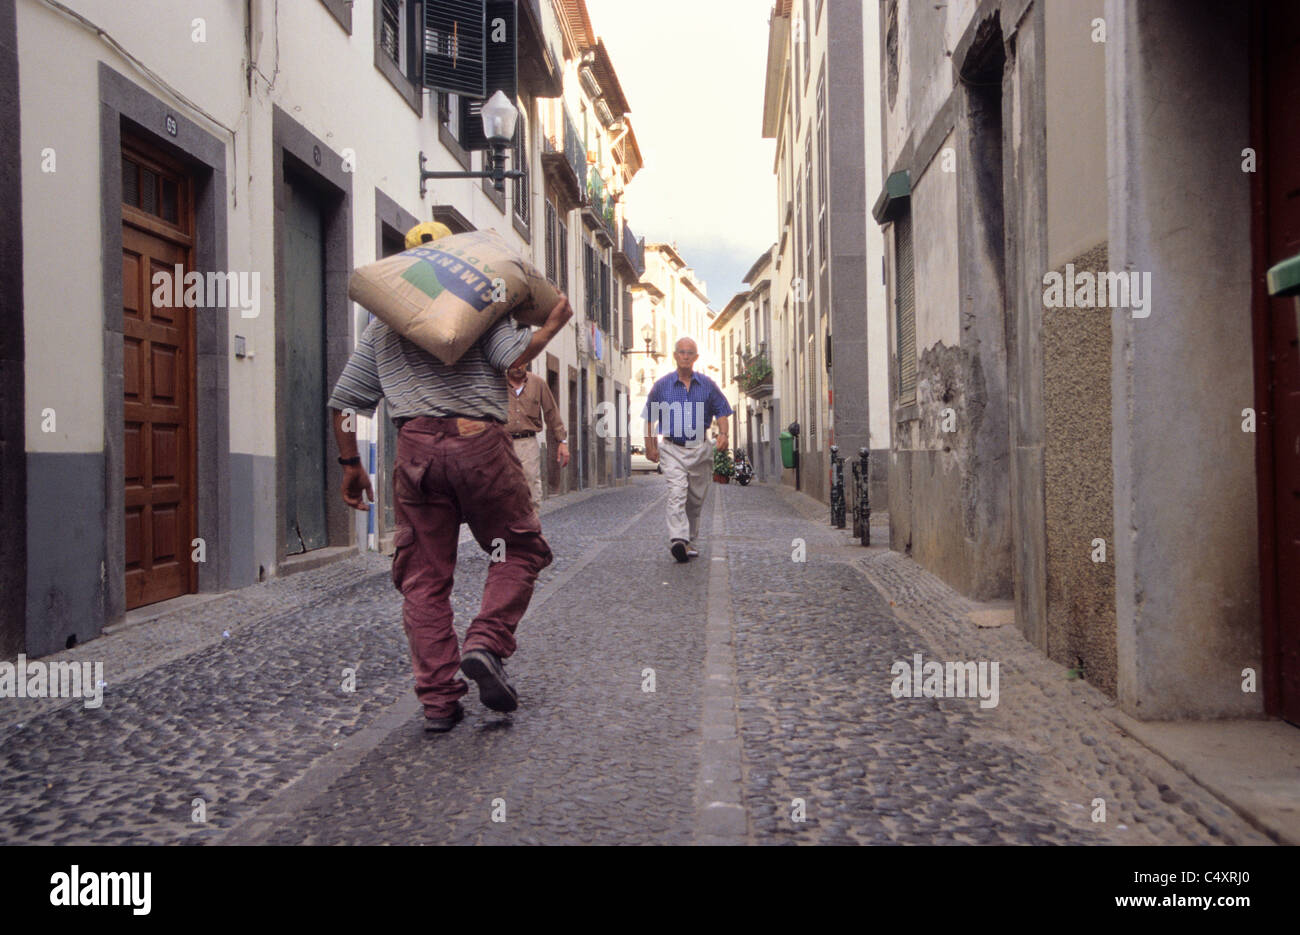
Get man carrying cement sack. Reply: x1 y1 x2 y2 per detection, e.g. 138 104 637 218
328 228 573 733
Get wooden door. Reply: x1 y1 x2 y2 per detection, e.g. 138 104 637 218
1258 0 1300 724
121 145 197 609
283 176 329 554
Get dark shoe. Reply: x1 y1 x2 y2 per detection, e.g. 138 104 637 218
424 702 465 732
670 539 689 563
460 650 519 713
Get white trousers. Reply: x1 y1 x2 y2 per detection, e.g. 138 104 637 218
658 440 715 543
512 435 543 508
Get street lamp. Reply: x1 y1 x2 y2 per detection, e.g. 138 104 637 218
626 323 662 363
419 90 525 195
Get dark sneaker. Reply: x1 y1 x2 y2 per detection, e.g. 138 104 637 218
424 702 464 733
460 650 519 713
670 539 689 563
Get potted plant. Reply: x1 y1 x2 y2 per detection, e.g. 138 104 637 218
740 356 773 394
713 447 734 484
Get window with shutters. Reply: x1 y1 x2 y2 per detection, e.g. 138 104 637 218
375 0 422 114
622 288 632 351
804 136 814 315
457 1 516 152
794 177 802 301
599 258 610 332
817 67 828 275
544 200 557 283
806 332 817 445
558 219 569 294
583 243 596 322
513 115 530 229
894 210 916 404
423 0 488 98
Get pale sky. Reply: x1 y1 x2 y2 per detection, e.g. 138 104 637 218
584 0 777 309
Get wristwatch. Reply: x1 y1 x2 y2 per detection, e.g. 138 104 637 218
337 456 362 466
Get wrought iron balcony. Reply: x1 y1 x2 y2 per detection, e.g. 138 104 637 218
581 166 615 246
737 347 773 398
614 220 645 279
542 108 586 211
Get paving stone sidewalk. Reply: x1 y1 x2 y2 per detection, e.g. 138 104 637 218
734 483 1272 845
0 476 1272 845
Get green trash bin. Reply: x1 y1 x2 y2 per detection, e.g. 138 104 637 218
780 431 796 470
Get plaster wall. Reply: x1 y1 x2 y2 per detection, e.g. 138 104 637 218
1044 0 1106 266
911 146 961 353
1041 0 1115 694
1107 0 1260 719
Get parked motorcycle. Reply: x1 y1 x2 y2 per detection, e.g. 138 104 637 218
733 451 754 486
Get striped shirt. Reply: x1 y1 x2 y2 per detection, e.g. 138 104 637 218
327 315 532 422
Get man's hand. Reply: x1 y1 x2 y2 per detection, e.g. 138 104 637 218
341 463 374 511
557 441 571 468
714 434 728 453
512 295 573 371
547 295 574 329
645 437 659 463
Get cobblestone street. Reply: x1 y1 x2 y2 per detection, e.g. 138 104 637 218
0 479 1274 846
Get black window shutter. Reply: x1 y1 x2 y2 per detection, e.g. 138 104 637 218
600 259 610 331
583 243 594 320
558 220 568 294
457 0 517 150
895 210 916 402
622 288 633 351
422 0 488 98
544 201 556 282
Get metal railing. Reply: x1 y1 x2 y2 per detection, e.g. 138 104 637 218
621 221 645 275
545 108 587 197
586 167 615 236
850 448 871 546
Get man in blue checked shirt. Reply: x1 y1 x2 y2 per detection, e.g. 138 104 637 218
642 337 733 562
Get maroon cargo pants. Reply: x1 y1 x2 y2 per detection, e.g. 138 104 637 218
390 416 553 718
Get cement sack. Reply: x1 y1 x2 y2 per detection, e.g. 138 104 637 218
348 229 562 365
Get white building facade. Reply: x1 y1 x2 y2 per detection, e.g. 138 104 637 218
4 0 643 658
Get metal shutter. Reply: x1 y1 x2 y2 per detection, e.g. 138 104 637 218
895 210 916 403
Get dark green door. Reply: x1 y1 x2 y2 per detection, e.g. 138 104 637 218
378 229 405 537
284 176 328 554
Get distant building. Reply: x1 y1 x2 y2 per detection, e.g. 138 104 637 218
760 0 889 506
713 247 782 483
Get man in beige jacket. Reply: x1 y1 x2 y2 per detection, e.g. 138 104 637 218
504 365 570 507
